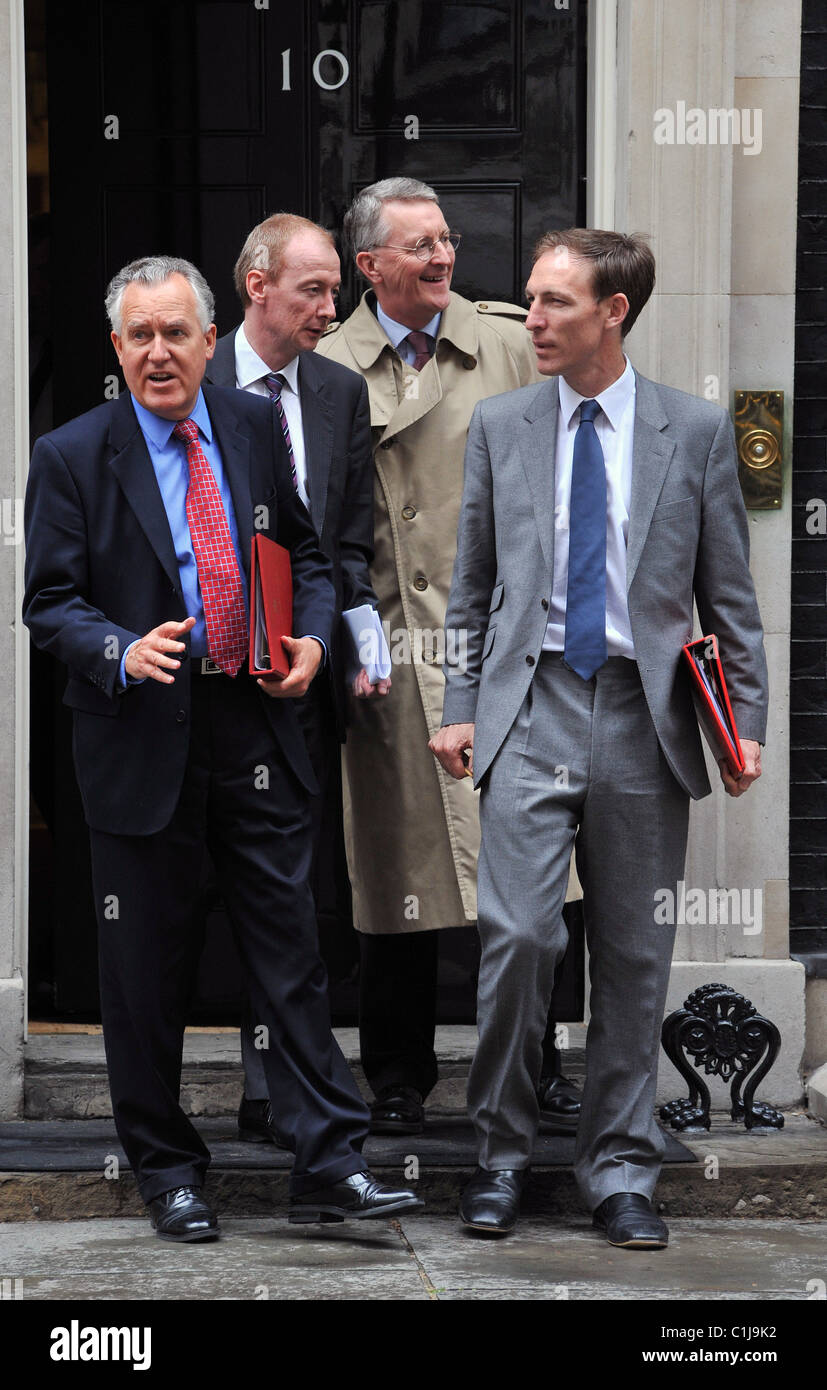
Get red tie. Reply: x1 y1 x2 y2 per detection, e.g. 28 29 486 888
406 330 433 372
172 418 248 676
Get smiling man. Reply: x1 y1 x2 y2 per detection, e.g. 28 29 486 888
204 215 388 1147
23 255 422 1240
430 228 768 1244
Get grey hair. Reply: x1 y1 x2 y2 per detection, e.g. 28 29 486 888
105 256 215 334
344 177 440 260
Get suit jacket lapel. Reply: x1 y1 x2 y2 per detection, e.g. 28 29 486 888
297 352 333 536
520 380 559 575
206 332 237 389
626 374 676 590
107 394 181 593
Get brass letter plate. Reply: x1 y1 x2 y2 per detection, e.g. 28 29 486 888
733 390 783 510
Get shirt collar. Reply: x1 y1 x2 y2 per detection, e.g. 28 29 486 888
557 355 636 431
131 387 213 449
234 324 300 394
376 301 442 350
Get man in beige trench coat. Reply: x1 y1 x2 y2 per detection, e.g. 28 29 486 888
317 177 581 1134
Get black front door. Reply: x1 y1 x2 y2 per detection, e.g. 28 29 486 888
28 0 587 1017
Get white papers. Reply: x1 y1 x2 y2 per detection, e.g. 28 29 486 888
342 605 392 684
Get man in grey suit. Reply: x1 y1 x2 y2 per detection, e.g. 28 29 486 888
430 229 768 1246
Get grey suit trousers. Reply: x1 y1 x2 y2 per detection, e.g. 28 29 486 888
470 653 689 1210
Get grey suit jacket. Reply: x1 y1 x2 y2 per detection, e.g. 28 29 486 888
441 371 769 800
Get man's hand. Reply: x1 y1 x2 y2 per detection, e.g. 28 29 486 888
719 738 762 797
124 617 196 683
352 667 392 699
258 635 323 699
429 722 475 780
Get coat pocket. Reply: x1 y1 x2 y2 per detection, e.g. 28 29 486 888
488 581 504 614
481 626 496 660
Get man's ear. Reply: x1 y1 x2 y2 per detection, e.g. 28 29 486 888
605 293 630 332
246 268 268 304
355 249 382 287
204 324 217 359
110 329 123 364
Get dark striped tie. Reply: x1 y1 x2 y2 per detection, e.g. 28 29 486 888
264 373 298 492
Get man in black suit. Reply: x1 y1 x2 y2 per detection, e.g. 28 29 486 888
23 255 420 1240
204 214 390 1145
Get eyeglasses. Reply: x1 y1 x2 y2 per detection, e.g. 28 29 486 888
373 232 461 262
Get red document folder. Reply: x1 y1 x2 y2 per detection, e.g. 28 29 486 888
682 634 745 777
249 534 293 681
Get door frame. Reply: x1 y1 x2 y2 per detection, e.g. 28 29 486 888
14 0 618 1030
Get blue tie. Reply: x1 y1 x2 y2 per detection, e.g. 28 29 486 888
564 398 607 681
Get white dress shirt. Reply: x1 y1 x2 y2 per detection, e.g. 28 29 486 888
233 325 311 514
543 356 637 659
376 303 442 364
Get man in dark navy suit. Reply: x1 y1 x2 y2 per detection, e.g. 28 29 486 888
23 256 421 1240
204 215 390 1145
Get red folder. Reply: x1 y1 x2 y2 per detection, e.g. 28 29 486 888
682 634 745 777
249 534 293 681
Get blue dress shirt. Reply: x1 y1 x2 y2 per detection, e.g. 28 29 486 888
376 304 442 363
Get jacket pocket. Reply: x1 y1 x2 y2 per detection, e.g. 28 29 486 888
481 626 496 660
488 582 504 614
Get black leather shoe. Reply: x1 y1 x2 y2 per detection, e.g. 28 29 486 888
237 1095 290 1150
459 1167 526 1236
147 1186 220 1243
288 1170 425 1224
537 1074 582 1134
369 1086 425 1135
593 1193 669 1249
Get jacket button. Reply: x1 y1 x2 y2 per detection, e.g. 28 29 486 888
462 357 476 370
413 575 428 591
175 709 186 723
526 655 535 666
380 438 395 450
478 303 489 311
423 649 435 663
541 598 549 611
402 505 417 520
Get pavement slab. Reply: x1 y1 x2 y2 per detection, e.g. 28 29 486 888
1 1214 825 1302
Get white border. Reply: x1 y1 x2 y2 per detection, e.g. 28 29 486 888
11 0 30 1036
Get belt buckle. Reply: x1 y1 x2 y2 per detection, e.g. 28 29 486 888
199 657 223 675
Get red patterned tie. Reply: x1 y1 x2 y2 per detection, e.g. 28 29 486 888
172 418 248 676
405 330 433 372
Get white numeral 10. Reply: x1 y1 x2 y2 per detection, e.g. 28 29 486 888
281 48 350 92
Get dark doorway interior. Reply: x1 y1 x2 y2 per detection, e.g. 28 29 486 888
26 0 587 1020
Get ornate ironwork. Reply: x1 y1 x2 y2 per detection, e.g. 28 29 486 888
659 983 784 1131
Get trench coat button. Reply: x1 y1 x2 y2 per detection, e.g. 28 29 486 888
541 598 549 611
462 357 476 370
380 438 395 450
175 709 186 723
478 303 489 310
423 650 435 663
402 505 417 520
413 575 428 591
526 655 535 666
